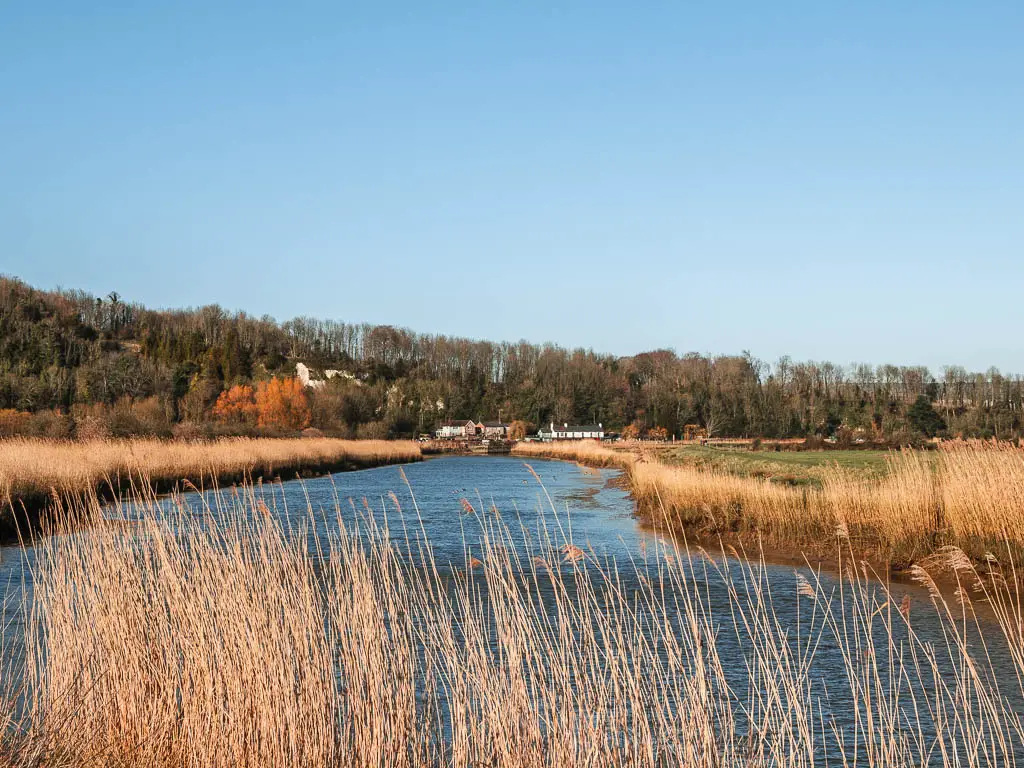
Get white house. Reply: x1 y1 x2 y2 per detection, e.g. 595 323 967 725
435 419 479 439
538 422 604 441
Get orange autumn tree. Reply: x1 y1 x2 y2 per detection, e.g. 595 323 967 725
507 420 530 440
647 425 669 441
211 385 258 425
255 377 311 431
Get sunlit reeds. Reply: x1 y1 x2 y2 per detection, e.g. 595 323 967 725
0 437 421 527
514 439 1024 566
939 441 1024 557
512 440 634 469
3 482 1024 766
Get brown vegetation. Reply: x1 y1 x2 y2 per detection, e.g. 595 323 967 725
512 440 632 469
2 483 1022 766
254 377 311 430
0 437 421 538
513 439 1024 568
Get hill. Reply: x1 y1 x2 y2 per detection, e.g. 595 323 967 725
1 275 1020 441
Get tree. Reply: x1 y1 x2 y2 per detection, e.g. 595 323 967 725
255 377 311 431
107 292 122 335
647 426 668 442
507 420 530 440
621 423 641 441
907 395 946 437
212 384 258 425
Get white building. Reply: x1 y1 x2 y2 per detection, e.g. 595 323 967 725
435 419 479 439
480 421 510 438
538 422 604 441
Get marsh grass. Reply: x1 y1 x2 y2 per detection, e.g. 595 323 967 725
0 437 421 536
1 476 1023 766
514 440 1024 567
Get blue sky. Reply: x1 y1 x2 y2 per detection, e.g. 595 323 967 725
2 1 1022 372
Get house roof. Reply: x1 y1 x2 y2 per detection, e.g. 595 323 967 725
553 424 603 432
481 421 508 428
440 419 476 427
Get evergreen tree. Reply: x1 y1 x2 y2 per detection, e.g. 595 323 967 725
907 395 946 437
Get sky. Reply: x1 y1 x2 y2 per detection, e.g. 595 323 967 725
1 1 1022 372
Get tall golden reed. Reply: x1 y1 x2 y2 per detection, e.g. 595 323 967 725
0 437 421 512
514 439 1024 564
3 481 1023 767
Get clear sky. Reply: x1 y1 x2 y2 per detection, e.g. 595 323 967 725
2 1 1022 372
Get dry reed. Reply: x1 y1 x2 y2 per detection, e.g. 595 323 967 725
514 439 1024 567
2 482 1023 766
512 440 634 469
0 437 421 532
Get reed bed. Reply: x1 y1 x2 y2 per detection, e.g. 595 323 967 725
512 440 634 469
0 438 421 533
3 483 1024 766
514 439 1024 567
939 441 1024 553
633 453 942 561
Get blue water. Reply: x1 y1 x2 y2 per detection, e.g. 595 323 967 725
116 454 651 566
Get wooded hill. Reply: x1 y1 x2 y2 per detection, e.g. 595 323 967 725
1 275 1020 441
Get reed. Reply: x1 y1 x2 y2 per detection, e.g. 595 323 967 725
0 437 421 536
514 439 1024 567
3 482 1024 766
511 440 634 469
939 440 1024 557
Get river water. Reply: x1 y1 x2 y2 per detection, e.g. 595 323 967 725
1 455 1022 764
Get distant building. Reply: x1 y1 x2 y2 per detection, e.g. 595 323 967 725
480 421 510 438
436 419 479 439
538 422 604 441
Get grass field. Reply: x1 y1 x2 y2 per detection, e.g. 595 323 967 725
650 444 896 483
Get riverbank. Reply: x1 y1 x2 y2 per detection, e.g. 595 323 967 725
0 437 422 541
512 439 1024 574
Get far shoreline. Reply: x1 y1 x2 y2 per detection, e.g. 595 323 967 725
0 437 423 544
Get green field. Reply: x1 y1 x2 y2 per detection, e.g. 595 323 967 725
649 444 899 486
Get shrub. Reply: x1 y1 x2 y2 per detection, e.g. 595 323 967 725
0 409 32 437
171 422 206 442
507 420 531 441
356 421 389 440
132 396 173 437
647 426 669 442
71 403 112 441
26 410 73 439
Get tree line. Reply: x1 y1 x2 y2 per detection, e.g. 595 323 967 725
1 275 1020 441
